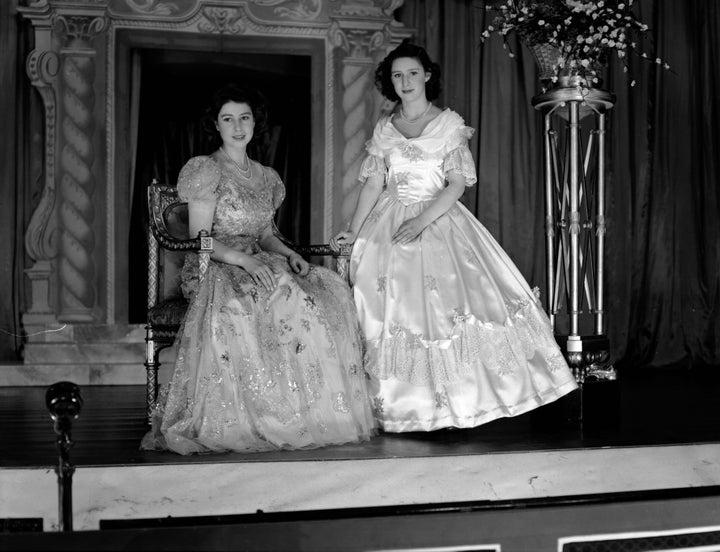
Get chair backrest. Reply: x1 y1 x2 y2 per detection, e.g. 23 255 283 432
148 183 189 243
147 182 184 309
163 203 189 241
147 180 214 309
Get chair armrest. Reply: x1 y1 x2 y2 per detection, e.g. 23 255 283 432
273 227 353 284
292 243 352 258
274 226 352 259
150 223 211 253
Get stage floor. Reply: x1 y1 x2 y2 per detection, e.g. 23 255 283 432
2 366 720 534
2 366 720 468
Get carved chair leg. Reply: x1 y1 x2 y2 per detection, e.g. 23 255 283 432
144 326 160 425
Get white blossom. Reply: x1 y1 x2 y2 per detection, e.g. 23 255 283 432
480 0 668 84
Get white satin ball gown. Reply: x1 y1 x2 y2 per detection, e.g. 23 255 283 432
141 155 376 454
350 108 578 432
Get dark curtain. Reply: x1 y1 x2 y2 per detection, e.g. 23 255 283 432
605 1 720 369
396 0 720 370
0 0 38 361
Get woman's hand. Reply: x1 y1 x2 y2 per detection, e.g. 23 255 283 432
392 217 426 245
329 230 357 252
287 252 310 277
240 255 278 291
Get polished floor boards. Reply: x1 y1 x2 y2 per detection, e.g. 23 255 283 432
2 366 719 468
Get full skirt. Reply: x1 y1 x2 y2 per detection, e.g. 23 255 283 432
141 252 376 454
351 195 578 432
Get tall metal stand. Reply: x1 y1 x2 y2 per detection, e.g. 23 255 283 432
532 85 618 386
46 381 83 532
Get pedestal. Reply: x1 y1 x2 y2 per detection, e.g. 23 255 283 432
532 86 618 390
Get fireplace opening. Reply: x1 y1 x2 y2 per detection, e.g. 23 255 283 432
128 49 311 324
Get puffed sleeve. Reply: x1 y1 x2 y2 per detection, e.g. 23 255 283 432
357 117 389 182
177 156 221 205
359 152 387 182
263 166 286 210
443 125 477 187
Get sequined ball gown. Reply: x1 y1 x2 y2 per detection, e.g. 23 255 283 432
141 155 376 454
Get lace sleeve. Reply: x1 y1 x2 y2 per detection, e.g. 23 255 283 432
177 157 221 204
358 119 388 182
443 145 477 187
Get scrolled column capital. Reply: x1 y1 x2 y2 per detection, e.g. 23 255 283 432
329 17 407 62
53 13 107 51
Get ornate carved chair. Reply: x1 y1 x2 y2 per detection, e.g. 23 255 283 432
144 179 351 422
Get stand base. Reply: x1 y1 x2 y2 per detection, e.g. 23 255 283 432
550 334 619 427
556 334 616 384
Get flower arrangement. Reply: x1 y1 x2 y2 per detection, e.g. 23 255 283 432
480 0 670 87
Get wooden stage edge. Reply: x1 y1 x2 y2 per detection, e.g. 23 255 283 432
3 441 720 534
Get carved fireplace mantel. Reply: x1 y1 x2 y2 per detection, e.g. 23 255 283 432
17 0 411 381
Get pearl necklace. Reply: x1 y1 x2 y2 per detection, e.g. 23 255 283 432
221 147 252 180
400 102 432 124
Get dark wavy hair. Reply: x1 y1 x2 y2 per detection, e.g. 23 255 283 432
374 40 442 102
202 83 268 149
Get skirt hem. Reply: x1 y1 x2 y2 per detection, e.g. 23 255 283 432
377 378 579 433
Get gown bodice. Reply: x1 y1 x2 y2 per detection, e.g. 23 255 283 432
177 155 283 252
361 109 477 206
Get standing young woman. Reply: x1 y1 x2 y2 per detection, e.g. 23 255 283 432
142 83 375 454
331 41 578 433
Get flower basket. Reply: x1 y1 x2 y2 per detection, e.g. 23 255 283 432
529 42 602 89
529 43 562 82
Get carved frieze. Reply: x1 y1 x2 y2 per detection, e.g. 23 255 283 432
107 0 401 24
198 5 248 33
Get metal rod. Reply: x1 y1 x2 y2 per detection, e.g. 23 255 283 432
543 114 556 328
568 101 581 337
56 427 75 531
596 112 607 335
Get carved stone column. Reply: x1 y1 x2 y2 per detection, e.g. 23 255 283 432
55 13 106 322
20 2 107 330
329 2 411 225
